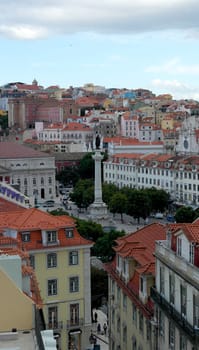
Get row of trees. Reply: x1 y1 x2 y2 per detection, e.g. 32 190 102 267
70 181 170 222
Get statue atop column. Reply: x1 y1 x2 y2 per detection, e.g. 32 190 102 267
95 133 101 150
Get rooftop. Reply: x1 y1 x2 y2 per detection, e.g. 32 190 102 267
0 142 52 159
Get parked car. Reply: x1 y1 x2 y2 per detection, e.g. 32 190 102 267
43 200 55 208
166 214 175 222
155 212 164 219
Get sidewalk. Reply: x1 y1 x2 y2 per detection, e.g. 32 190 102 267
90 308 109 350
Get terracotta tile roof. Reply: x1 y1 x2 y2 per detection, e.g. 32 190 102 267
62 122 91 131
0 208 93 250
103 136 163 146
114 223 167 274
168 223 199 243
0 142 51 158
0 197 25 212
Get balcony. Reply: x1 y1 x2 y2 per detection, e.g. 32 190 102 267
66 318 84 329
46 321 63 330
155 241 199 290
151 287 199 340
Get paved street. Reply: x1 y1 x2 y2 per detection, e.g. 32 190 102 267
89 309 109 350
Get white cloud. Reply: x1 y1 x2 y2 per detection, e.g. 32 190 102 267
151 79 199 100
0 0 199 39
146 59 199 75
0 25 47 39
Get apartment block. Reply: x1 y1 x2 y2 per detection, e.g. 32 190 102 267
103 153 199 206
0 207 93 350
152 223 199 349
105 223 167 350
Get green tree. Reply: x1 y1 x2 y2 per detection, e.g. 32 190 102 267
102 183 119 207
82 185 94 210
48 208 69 216
75 218 104 241
93 229 125 262
175 206 195 223
127 189 151 223
109 192 128 222
70 179 94 209
78 153 94 179
145 187 170 213
56 166 80 186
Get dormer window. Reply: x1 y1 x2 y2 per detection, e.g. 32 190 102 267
47 231 57 244
140 276 144 293
65 228 74 238
21 232 30 242
189 243 194 264
177 237 182 256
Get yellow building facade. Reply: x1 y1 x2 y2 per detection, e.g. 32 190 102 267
0 208 93 350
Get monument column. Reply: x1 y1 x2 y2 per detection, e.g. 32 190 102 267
93 150 103 203
89 135 108 220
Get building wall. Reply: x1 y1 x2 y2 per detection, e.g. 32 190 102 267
0 155 56 202
31 243 92 350
154 237 199 349
0 268 34 332
103 154 199 205
108 276 154 350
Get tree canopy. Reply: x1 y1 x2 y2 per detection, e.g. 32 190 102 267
175 206 196 223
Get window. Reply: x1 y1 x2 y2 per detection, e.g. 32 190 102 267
65 228 74 238
47 231 57 243
169 274 175 305
177 237 182 256
132 337 137 350
69 251 78 265
33 177 36 185
159 310 165 338
41 177 44 185
117 286 121 303
47 253 57 268
69 276 79 293
139 313 143 333
160 266 165 295
48 306 58 328
123 294 127 309
29 254 35 269
48 177 52 185
181 285 187 317
112 308 115 325
123 325 127 343
122 259 126 274
169 321 175 349
189 243 194 264
193 294 199 328
48 279 57 296
140 276 144 293
21 232 30 242
146 320 151 341
112 279 115 294
180 334 187 350
70 303 79 326
117 317 120 333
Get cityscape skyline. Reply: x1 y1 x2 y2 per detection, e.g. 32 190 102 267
0 0 199 100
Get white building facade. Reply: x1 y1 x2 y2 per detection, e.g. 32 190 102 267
152 224 199 349
103 153 199 206
0 142 56 203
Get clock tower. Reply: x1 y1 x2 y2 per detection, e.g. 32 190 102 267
175 116 199 154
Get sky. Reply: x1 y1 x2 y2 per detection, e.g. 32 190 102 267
0 0 199 100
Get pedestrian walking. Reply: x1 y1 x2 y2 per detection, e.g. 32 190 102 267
97 323 101 334
103 322 107 336
94 311 98 323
